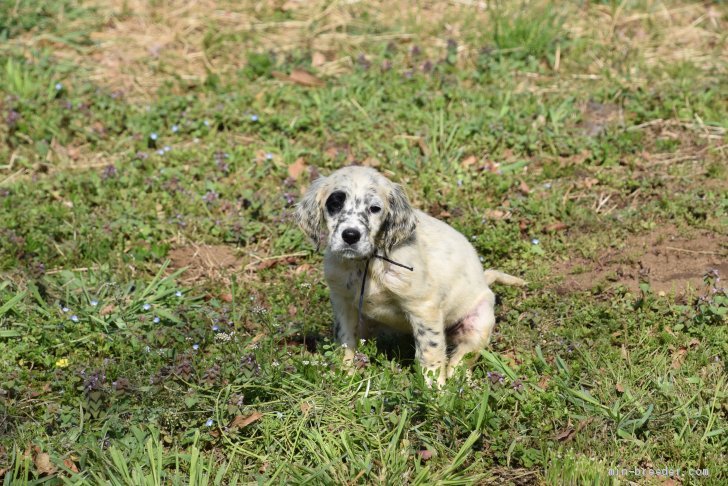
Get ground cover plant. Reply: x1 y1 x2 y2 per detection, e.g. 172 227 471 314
0 0 726 483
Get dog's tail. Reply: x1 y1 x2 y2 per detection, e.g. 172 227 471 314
483 269 527 287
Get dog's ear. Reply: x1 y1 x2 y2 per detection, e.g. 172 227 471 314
296 176 327 249
380 182 417 253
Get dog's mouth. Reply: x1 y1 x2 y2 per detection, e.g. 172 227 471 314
333 246 372 260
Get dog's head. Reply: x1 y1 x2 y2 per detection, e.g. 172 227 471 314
296 166 417 259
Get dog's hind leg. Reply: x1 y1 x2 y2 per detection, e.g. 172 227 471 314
446 293 496 378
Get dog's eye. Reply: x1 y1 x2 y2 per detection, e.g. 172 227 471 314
369 205 382 214
325 191 346 214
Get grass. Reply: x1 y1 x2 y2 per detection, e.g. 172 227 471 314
1 0 727 483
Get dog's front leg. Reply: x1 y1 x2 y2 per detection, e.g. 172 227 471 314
409 309 448 388
330 294 358 367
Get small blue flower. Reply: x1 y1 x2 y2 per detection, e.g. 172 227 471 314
150 132 158 140
153 316 160 323
62 307 70 313
55 83 63 91
175 291 182 297
70 315 79 322
163 145 171 152
543 182 552 189
156 149 165 155
212 324 219 332
203 120 210 127
531 238 540 245
90 300 98 307
205 418 214 427
143 303 151 311
265 152 273 160
171 124 179 133
193 343 199 351
250 114 259 122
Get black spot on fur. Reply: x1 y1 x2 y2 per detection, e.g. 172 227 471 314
428 341 439 348
416 328 426 337
326 191 346 215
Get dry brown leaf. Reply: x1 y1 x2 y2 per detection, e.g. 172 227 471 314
518 180 531 195
578 177 599 189
300 402 312 414
616 382 625 393
34 452 57 475
324 147 339 159
230 411 263 430
671 347 688 369
544 222 568 232
63 458 80 474
554 426 575 441
417 449 434 461
361 157 381 168
461 155 477 168
484 209 509 220
537 375 551 390
311 52 327 67
289 69 324 87
288 157 306 180
100 304 115 316
220 293 233 303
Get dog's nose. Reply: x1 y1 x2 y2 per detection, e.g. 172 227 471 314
341 228 361 245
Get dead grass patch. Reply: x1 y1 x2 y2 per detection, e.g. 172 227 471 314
168 243 243 283
553 226 728 296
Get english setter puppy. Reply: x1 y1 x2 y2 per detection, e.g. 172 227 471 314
296 166 525 387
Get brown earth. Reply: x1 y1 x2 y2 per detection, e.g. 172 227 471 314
553 226 727 295
168 244 242 283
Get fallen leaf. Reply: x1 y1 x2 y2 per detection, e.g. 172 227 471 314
616 382 625 393
361 157 381 168
417 449 434 461
230 411 263 430
324 146 339 159
100 304 115 316
35 452 57 475
484 209 508 220
311 51 327 67
293 263 313 275
289 69 324 87
537 375 551 390
518 180 531 195
578 177 599 189
300 402 312 414
554 426 575 441
671 347 688 369
461 155 477 168
288 157 307 180
220 293 233 303
63 458 79 473
544 221 568 232
417 138 429 157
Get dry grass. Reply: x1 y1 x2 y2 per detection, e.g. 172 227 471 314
4 1 725 100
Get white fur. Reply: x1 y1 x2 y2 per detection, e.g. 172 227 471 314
296 166 525 387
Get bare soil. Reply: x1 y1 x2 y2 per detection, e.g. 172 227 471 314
553 226 728 295
168 244 242 283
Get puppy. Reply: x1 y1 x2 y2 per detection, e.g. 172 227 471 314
296 166 525 386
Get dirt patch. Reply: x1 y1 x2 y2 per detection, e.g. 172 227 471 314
168 244 243 283
553 227 728 295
